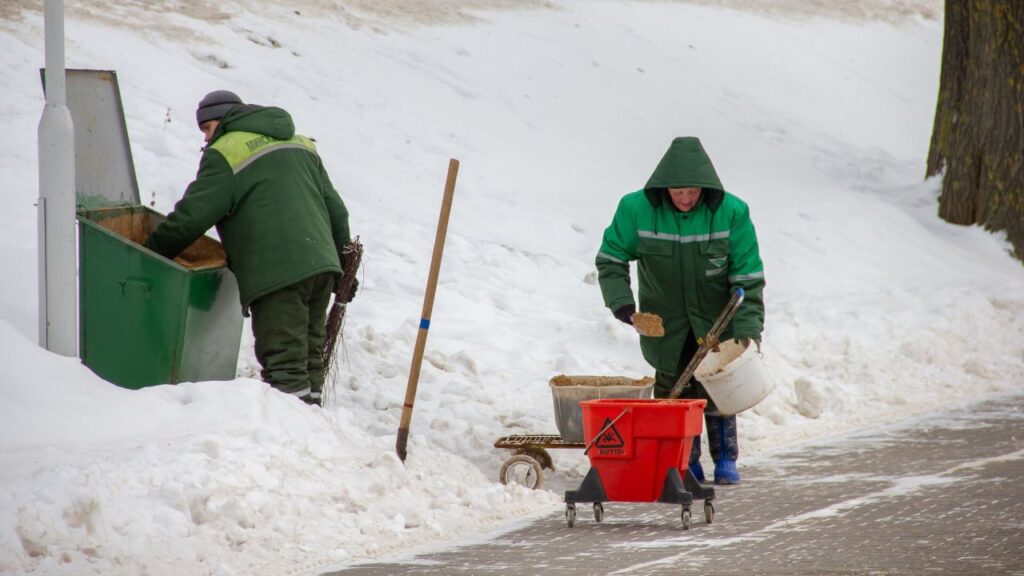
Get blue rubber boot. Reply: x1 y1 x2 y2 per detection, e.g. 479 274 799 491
689 461 706 483
707 414 739 484
687 435 704 482
714 459 740 485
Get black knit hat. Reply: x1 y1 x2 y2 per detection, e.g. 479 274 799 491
196 90 242 126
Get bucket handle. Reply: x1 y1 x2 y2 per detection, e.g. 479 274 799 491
582 408 631 455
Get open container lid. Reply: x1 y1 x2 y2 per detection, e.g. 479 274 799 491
42 69 141 209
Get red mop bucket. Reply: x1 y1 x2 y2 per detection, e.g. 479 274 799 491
581 398 706 502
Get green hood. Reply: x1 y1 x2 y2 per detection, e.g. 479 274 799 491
212 104 296 142
644 137 724 210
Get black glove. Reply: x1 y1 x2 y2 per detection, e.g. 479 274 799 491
613 304 636 325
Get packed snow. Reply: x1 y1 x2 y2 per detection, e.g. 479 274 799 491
1 0 1022 574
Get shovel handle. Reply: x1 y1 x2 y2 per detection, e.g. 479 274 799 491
396 159 459 462
668 288 745 400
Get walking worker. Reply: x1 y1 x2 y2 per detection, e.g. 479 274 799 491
145 90 354 406
595 136 765 484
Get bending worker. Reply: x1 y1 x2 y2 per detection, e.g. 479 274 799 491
596 136 765 484
145 90 354 406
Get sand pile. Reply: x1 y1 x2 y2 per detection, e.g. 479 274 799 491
549 375 653 388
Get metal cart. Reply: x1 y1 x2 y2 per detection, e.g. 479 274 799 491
494 434 583 490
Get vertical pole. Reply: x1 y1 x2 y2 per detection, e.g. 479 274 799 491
396 159 459 462
38 0 77 356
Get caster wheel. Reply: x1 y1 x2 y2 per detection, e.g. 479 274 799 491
593 502 604 523
704 501 715 524
499 454 543 489
681 508 692 530
566 504 577 528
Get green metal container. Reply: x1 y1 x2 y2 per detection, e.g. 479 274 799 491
62 70 243 389
78 206 243 388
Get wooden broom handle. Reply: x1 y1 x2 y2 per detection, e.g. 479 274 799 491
397 158 459 462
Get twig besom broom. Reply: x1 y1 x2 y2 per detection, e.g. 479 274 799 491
321 237 363 404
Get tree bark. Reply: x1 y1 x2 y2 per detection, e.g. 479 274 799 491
927 0 1024 261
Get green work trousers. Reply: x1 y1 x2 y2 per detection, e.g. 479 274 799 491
249 272 335 397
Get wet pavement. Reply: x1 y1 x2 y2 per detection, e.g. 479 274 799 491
327 394 1024 575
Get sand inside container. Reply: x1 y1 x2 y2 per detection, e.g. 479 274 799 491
549 375 654 387
95 211 228 270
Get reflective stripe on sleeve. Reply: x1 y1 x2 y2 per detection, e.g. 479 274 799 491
597 251 627 264
729 271 765 283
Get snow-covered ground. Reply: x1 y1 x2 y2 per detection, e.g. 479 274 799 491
1 1 1022 574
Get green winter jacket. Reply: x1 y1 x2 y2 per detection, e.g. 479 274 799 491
145 104 351 308
596 137 765 373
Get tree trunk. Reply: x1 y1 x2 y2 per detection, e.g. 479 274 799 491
927 0 1024 261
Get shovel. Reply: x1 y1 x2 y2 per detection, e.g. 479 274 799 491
667 288 745 400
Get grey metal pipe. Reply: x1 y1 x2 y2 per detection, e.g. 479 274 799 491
38 0 77 356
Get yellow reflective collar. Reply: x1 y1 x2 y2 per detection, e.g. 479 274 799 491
210 131 317 174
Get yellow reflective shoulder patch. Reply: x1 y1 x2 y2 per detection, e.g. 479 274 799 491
210 132 317 173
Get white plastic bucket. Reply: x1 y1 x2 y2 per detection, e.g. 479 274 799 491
694 339 773 416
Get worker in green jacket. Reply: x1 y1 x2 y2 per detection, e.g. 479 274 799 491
145 90 354 406
596 136 765 484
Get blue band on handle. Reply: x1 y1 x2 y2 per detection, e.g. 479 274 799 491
736 287 744 298
420 318 430 330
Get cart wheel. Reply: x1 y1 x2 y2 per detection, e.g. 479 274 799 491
704 501 714 524
499 454 543 489
593 502 604 523
566 504 577 528
681 507 692 530
517 447 554 471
